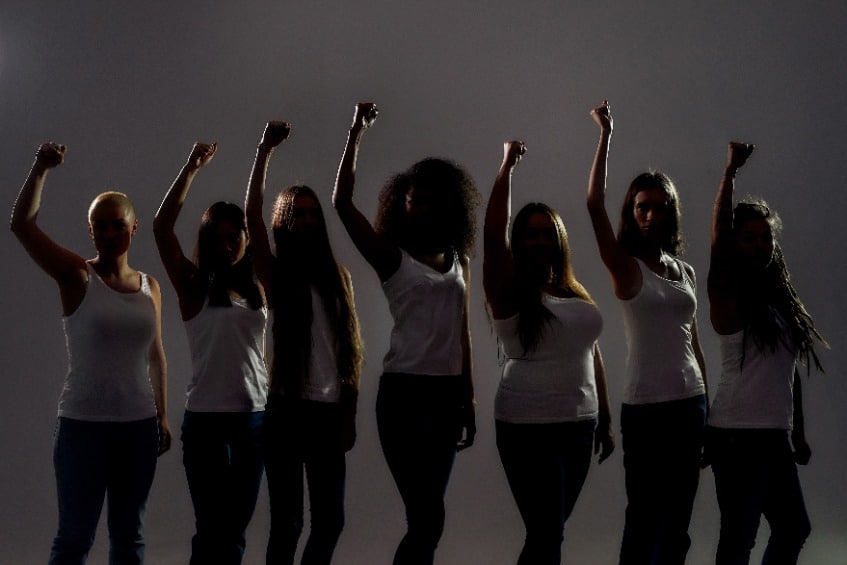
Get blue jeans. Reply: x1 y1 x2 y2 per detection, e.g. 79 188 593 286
708 427 810 565
496 419 595 565
619 394 706 565
376 373 465 565
181 410 265 565
49 416 159 565
263 395 346 565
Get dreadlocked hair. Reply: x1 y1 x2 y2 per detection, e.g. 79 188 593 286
270 185 364 396
734 198 827 372
511 203 594 356
194 201 263 310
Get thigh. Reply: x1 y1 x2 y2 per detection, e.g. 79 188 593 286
106 418 159 530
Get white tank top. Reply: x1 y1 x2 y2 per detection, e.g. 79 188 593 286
619 257 705 404
183 296 269 412
301 286 341 403
59 263 157 421
493 295 603 423
381 249 465 376
709 329 796 430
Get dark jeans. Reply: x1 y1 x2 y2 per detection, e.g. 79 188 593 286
264 395 346 565
496 419 595 565
619 394 706 565
708 427 810 565
376 373 465 565
181 410 265 565
49 416 159 565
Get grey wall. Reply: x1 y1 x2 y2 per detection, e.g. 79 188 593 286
2 2 845 563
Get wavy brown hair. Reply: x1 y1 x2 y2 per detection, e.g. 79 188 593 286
617 170 684 257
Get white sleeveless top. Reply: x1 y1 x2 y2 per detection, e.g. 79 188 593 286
709 329 796 430
301 286 341 403
619 258 705 404
59 263 158 422
381 249 465 376
184 296 269 412
493 295 603 423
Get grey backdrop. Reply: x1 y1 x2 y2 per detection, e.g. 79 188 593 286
2 2 845 564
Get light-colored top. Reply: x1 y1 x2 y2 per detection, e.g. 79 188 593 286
709 328 796 430
60 263 157 422
301 285 340 403
619 257 705 404
184 296 269 412
493 295 603 423
382 249 465 375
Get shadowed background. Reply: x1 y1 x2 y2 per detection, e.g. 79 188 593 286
1 2 845 563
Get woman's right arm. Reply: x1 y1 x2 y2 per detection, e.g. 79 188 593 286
10 142 88 310
332 102 401 282
245 121 292 307
483 140 524 319
586 101 640 299
707 141 754 333
153 142 216 318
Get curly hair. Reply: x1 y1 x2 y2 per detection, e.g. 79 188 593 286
510 203 594 354
374 157 480 257
732 197 826 372
193 201 263 310
617 170 685 256
270 185 364 397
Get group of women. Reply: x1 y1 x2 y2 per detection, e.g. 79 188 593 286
10 100 826 565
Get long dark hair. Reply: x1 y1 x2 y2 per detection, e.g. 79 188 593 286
511 203 594 355
270 185 363 396
733 198 826 372
617 170 684 256
194 201 263 310
374 157 480 257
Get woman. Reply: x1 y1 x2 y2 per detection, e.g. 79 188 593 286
706 142 825 565
587 102 708 565
245 120 364 565
332 103 478 565
484 140 614 564
153 142 268 564
10 142 170 565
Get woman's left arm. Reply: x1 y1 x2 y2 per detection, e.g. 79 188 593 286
457 255 476 452
791 368 811 465
147 275 171 455
593 343 615 463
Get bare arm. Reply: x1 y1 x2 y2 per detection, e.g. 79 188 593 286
483 140 524 319
332 103 401 282
593 343 615 463
10 142 88 314
457 255 476 452
791 368 811 465
708 142 755 333
147 275 171 455
245 121 292 307
153 142 217 319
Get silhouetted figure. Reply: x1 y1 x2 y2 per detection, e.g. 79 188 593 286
154 142 268 565
11 142 171 565
706 142 826 565
246 121 364 565
333 103 478 565
484 140 615 565
587 102 708 565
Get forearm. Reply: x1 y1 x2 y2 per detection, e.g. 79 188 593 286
594 344 612 425
245 146 273 227
333 127 364 214
10 162 49 234
154 165 197 235
483 164 513 296
586 130 612 214
712 168 736 245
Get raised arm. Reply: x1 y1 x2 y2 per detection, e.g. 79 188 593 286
586 101 640 299
153 142 217 319
483 140 524 319
147 275 171 455
10 142 88 313
593 343 615 463
245 121 291 304
707 142 755 333
332 102 401 282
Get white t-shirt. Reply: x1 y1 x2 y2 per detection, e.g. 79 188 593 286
493 295 603 423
